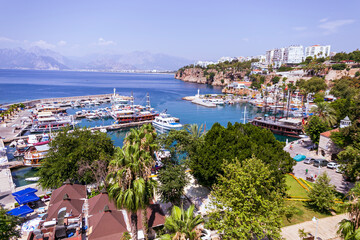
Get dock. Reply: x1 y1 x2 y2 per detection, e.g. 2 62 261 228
0 139 16 194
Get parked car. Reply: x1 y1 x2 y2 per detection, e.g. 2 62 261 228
303 158 315 164
327 162 339 169
313 159 329 167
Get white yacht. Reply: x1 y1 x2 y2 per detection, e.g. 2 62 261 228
152 113 182 133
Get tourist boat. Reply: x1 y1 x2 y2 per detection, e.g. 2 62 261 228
23 144 49 167
250 117 304 138
36 105 67 114
115 111 159 124
30 115 77 133
152 112 182 133
209 99 225 105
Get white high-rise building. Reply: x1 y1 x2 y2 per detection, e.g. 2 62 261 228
272 48 285 67
305 45 331 58
284 45 304 63
266 49 275 64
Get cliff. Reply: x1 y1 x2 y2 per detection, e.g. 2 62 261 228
175 67 248 86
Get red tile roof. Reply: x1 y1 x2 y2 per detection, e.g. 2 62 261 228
46 198 84 220
88 210 128 240
50 184 86 205
128 204 166 230
88 192 117 215
320 128 339 138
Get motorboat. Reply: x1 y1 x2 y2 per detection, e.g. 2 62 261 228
25 177 40 182
152 112 182 133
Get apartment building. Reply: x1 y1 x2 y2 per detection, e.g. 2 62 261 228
284 45 304 64
305 45 331 58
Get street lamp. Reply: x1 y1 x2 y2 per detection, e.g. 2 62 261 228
312 216 318 240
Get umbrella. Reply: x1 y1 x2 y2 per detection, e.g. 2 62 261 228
293 155 306 162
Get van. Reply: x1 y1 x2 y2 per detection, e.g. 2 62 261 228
313 159 329 167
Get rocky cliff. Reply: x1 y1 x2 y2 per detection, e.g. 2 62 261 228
175 67 248 86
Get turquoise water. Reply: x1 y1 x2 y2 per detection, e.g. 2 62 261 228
0 69 294 186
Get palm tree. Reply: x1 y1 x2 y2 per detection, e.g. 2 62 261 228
338 183 360 239
160 205 204 240
108 125 158 240
184 124 204 139
311 102 337 127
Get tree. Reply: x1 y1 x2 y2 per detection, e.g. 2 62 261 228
298 228 310 240
184 124 205 139
308 172 336 212
37 127 114 189
107 125 158 240
310 102 337 127
337 183 360 239
207 157 284 239
0 208 22 240
304 116 329 148
157 164 189 205
302 77 327 93
332 63 347 70
271 76 281 84
188 122 294 188
330 77 358 99
337 145 360 182
160 205 203 240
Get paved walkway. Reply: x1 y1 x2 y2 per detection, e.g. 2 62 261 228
281 213 348 240
0 109 31 142
284 138 353 194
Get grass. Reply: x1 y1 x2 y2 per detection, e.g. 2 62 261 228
282 201 332 227
283 174 342 227
286 174 309 198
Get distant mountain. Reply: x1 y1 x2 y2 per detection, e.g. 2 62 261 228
0 47 192 71
0 48 69 70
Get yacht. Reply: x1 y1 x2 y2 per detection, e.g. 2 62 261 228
152 113 182 133
30 114 77 133
24 144 50 167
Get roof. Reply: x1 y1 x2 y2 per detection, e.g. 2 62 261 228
88 210 128 240
88 192 117 215
128 204 166 230
7 205 34 217
320 128 339 138
46 198 84 221
34 144 50 152
12 187 37 197
50 184 86 205
14 192 40 205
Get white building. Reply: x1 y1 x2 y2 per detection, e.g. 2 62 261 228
196 61 216 68
283 45 304 64
305 45 331 58
266 50 275 64
218 56 237 63
272 48 285 67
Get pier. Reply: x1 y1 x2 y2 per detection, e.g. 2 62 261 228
0 139 16 194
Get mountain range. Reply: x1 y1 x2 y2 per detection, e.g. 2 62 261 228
0 47 192 71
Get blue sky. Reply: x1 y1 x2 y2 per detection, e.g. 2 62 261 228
0 0 359 61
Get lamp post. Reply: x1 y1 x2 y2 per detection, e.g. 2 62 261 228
312 216 318 239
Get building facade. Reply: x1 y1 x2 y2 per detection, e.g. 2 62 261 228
305 45 331 58
283 45 304 64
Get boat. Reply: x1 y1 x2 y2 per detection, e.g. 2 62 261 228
115 111 158 124
30 114 77 133
23 144 50 167
209 99 225 105
250 117 304 138
191 89 216 108
25 177 40 182
152 112 182 133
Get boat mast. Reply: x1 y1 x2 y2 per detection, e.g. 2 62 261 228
263 87 268 120
146 93 151 111
286 89 291 120
243 106 246 124
131 91 134 110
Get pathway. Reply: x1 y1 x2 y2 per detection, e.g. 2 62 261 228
281 213 348 240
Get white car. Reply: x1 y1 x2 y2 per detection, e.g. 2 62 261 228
327 162 339 169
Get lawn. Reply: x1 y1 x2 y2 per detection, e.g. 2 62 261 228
286 174 309 198
283 174 344 227
282 201 332 227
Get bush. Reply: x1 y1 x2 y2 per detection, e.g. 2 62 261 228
277 66 293 72
355 71 360 77
308 172 336 212
332 63 347 70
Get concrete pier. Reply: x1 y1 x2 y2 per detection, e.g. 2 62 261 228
0 139 16 195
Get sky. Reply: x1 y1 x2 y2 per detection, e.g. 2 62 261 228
0 0 359 61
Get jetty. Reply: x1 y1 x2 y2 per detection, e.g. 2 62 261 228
0 139 16 194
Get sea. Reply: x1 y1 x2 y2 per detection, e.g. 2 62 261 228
0 69 294 187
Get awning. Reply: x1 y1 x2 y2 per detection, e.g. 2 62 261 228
34 144 50 151
7 205 34 217
12 187 38 198
15 193 40 205
293 155 306 162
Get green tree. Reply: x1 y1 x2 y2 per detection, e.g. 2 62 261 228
0 208 22 240
337 145 360 182
157 164 189 205
302 77 327 93
332 63 347 70
330 77 358 99
308 172 336 212
304 116 329 148
160 205 203 240
337 183 360 239
37 127 114 189
189 122 294 188
310 102 337 127
207 157 284 239
272 76 281 84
